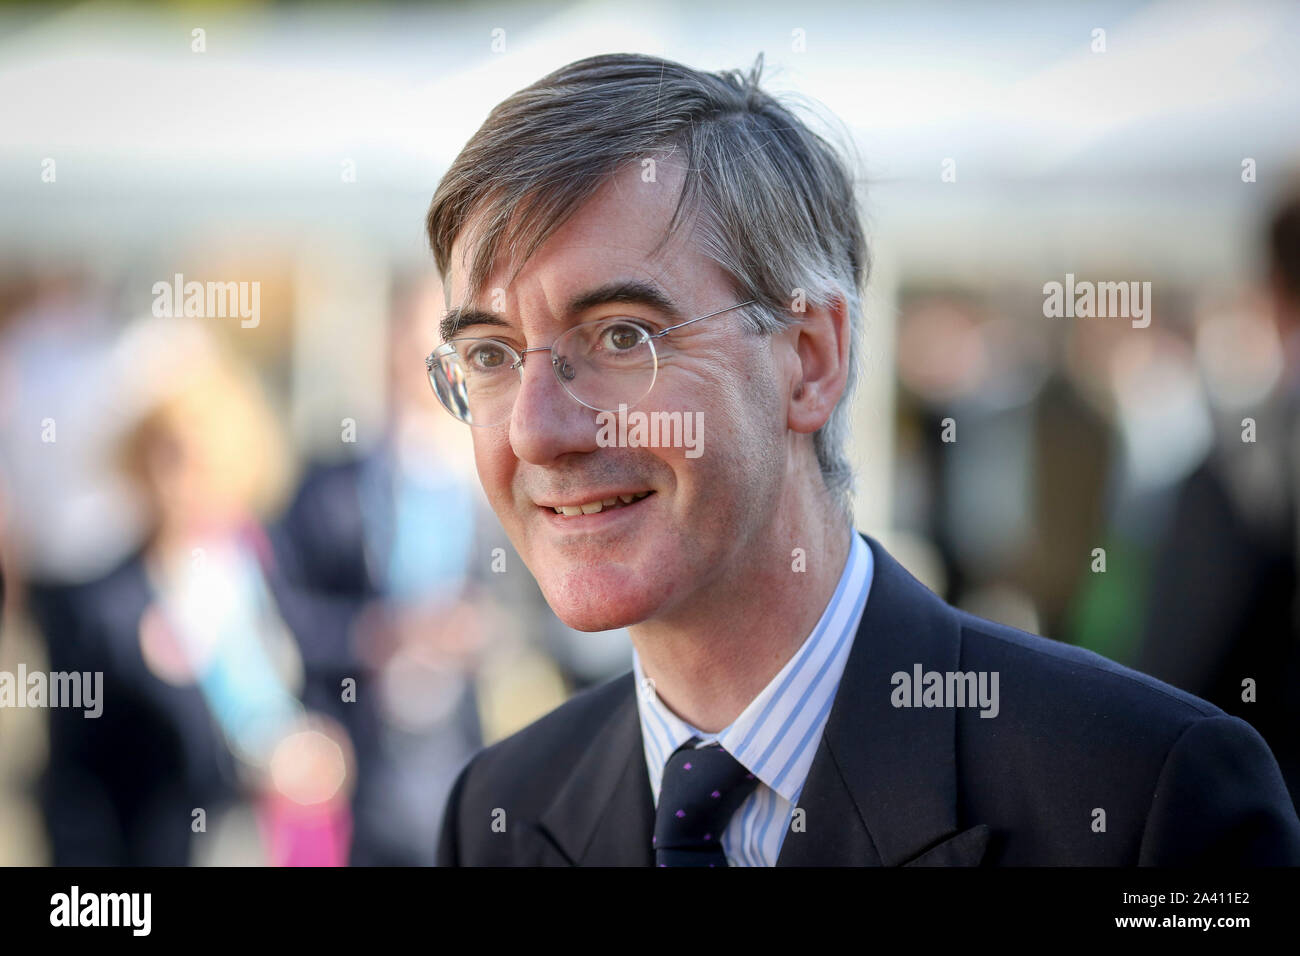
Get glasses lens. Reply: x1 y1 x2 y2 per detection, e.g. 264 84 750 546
553 317 657 412
428 339 520 427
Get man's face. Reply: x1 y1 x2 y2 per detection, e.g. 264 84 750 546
444 162 792 631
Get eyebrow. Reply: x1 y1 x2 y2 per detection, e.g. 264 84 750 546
439 279 685 341
439 308 508 342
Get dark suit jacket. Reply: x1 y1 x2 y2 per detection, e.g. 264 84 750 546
437 534 1300 865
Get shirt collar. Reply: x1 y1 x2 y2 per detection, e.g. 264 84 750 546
633 530 872 805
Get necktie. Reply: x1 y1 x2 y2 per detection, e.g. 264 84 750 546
654 736 759 867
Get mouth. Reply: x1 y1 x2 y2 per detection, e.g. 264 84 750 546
538 490 655 518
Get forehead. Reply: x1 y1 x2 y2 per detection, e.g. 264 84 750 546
444 160 719 312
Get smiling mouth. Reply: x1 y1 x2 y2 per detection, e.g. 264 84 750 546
545 490 654 516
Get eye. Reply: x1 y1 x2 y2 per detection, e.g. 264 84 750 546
599 321 645 352
463 341 511 371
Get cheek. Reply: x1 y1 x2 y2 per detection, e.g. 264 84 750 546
470 431 516 511
667 359 785 510
706 353 784 455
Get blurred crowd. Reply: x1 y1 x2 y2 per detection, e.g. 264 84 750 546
891 187 1300 808
2 186 1299 864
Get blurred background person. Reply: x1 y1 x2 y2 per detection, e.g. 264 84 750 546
36 316 354 865
272 273 507 865
0 273 153 865
1139 186 1300 805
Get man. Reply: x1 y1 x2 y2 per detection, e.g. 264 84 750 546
426 53 1300 865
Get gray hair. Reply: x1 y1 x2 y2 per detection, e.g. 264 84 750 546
426 52 868 517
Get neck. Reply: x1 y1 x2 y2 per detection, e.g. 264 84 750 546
629 477 852 734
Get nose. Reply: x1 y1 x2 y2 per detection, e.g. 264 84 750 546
508 348 601 465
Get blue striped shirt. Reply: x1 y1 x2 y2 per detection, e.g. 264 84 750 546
632 531 873 866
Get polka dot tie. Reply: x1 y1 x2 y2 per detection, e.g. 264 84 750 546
653 736 760 867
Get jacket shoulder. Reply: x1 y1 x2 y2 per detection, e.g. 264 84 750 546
957 610 1224 729
946 611 1300 863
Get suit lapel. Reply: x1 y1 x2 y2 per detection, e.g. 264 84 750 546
775 731 881 865
778 534 989 867
536 676 654 865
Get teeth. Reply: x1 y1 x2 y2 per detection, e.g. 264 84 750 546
551 491 652 516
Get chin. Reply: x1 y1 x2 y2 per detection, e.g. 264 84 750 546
538 563 667 632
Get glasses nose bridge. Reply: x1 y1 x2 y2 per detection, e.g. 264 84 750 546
513 343 555 368
509 343 556 374
510 341 568 412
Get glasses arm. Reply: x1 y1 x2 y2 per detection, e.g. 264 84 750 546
647 299 757 340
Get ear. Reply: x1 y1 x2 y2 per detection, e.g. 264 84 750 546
785 294 851 435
